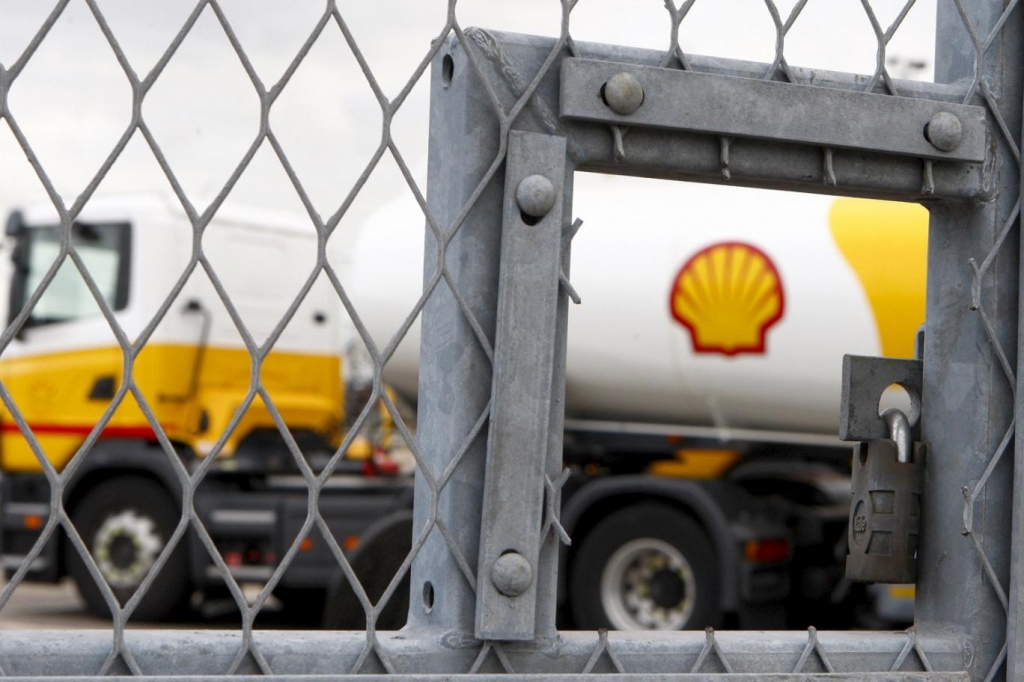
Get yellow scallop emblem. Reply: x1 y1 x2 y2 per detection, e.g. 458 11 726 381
669 242 784 356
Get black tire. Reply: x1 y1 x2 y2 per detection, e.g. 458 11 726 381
569 503 721 631
323 514 412 630
66 477 191 621
273 587 330 625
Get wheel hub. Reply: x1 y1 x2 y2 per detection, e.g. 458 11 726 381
600 537 697 630
92 510 164 590
649 568 685 608
108 533 138 571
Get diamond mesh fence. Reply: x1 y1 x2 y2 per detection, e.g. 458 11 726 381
0 0 1020 679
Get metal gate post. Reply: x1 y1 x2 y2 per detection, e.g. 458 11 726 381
411 37 575 644
1010 21 1024 682
917 3 1022 681
409 44 506 636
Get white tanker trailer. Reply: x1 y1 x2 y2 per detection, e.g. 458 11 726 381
349 176 926 437
344 175 927 630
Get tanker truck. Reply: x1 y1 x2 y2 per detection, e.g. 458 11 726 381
0 183 925 629
343 175 927 630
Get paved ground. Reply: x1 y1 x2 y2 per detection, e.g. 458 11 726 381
0 580 101 629
0 579 299 630
0 577 912 631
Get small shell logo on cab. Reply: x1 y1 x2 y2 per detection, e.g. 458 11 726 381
669 242 784 356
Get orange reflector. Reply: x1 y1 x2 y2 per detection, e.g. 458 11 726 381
299 537 314 552
745 538 790 563
344 535 360 551
23 515 43 531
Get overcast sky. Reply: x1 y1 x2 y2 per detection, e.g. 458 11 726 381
0 0 935 233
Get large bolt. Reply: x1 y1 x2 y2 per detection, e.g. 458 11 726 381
925 111 962 152
516 175 556 220
602 72 645 116
491 552 533 597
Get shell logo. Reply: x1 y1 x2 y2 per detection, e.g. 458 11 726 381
669 242 784 356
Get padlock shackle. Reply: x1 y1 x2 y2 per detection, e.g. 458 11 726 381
881 408 913 464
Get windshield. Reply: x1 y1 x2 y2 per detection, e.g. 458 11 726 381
13 222 131 328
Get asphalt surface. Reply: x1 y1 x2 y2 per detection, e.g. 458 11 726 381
0 577 911 631
0 578 307 630
0 580 102 629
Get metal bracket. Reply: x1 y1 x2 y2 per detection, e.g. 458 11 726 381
840 355 923 442
560 58 987 163
475 131 568 641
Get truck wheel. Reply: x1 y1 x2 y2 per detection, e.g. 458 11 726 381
323 513 411 630
66 477 191 621
274 587 329 625
570 504 721 631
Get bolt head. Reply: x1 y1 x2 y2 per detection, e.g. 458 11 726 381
516 175 557 220
602 72 644 116
925 111 962 152
491 552 532 597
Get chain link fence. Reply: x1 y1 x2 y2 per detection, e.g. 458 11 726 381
0 0 1020 680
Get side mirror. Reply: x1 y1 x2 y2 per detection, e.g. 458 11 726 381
9 237 29 271
4 211 24 238
7 215 30 331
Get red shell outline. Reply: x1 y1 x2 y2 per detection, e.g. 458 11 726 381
668 241 785 357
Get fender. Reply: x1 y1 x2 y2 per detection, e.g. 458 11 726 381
559 475 743 613
347 509 415 567
61 438 189 511
324 509 413 629
0 438 190 581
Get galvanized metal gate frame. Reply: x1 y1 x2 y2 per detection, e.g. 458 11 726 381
412 3 1020 679
0 0 1022 680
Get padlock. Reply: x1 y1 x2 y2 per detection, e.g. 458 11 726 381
845 408 926 584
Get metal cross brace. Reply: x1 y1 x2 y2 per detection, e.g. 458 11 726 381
475 131 568 641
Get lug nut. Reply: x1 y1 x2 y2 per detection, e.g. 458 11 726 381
516 175 556 220
602 72 644 116
491 552 532 597
925 112 962 152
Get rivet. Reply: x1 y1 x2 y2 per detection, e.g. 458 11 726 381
925 111 962 152
602 72 645 116
516 175 556 220
491 552 532 597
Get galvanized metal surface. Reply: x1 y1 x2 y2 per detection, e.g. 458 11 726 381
1011 85 1024 681
840 356 922 443
411 28 504 642
0 629 966 676
476 131 567 641
1007 33 1024 681
560 58 988 163
0 671 974 675
914 4 1021 682
466 31 985 202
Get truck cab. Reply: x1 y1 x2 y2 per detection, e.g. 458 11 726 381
0 196 410 621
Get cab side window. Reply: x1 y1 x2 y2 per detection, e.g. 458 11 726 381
12 222 131 328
